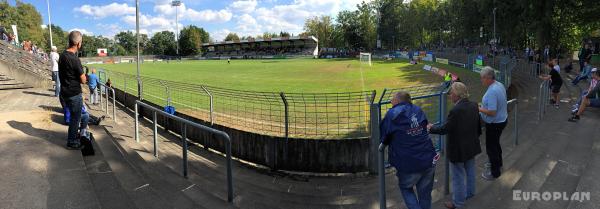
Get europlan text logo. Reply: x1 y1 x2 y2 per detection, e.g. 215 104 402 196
513 190 591 202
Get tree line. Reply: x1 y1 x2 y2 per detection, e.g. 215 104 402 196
304 0 600 51
1 0 598 57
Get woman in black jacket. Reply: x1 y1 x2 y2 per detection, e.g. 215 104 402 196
428 82 482 209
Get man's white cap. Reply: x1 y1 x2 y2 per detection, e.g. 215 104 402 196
592 68 598 72
51 46 57 51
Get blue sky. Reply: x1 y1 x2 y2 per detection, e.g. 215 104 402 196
14 0 372 41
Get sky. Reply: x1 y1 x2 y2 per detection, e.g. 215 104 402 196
15 0 373 41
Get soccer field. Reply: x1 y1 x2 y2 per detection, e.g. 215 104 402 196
89 58 472 93
89 58 482 138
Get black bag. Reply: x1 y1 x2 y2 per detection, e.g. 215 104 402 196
80 133 95 156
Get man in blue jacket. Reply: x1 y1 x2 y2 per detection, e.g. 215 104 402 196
381 91 438 209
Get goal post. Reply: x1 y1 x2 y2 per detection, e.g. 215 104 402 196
360 53 372 67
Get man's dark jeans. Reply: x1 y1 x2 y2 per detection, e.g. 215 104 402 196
485 121 507 178
62 93 83 146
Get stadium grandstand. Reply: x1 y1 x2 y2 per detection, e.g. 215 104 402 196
201 35 318 59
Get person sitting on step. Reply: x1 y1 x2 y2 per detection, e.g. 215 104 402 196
569 69 600 122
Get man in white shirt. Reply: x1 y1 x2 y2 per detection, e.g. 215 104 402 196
50 46 60 97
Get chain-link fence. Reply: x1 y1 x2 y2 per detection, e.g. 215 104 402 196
97 69 376 139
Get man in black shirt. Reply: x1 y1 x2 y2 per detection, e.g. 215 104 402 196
59 31 87 149
539 61 563 108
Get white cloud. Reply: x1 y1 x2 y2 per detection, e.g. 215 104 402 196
186 9 233 23
69 28 94 36
230 0 258 14
74 3 136 19
212 29 232 42
154 2 232 23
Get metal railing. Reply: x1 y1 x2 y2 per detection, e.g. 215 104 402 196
134 100 234 202
99 83 116 121
98 69 376 139
538 80 551 121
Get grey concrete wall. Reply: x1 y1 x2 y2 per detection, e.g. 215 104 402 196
0 61 52 89
112 88 371 173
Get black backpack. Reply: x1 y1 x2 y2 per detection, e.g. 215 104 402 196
80 133 95 156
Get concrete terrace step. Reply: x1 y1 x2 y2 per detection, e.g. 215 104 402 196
82 133 137 209
91 124 187 209
99 123 235 209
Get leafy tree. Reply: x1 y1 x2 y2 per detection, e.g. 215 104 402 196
180 25 209 55
224 32 240 41
114 31 136 55
149 31 176 56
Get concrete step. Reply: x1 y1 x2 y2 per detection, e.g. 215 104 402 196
528 115 599 209
82 133 137 209
100 124 235 209
566 118 600 209
90 125 180 209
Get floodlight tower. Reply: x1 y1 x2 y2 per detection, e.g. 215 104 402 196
172 0 182 57
136 0 141 99
46 0 53 48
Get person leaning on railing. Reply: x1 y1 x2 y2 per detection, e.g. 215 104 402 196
427 82 482 209
478 67 508 181
380 91 439 209
569 69 600 122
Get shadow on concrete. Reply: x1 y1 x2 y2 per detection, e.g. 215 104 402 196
22 90 55 97
6 120 65 148
39 105 63 113
50 114 66 126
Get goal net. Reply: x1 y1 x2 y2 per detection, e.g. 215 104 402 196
360 53 372 66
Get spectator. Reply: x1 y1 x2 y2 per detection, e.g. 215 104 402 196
572 60 592 85
570 70 600 122
478 67 508 180
572 68 598 114
428 82 481 209
539 61 563 108
0 25 6 41
564 59 574 74
106 79 112 88
578 43 592 73
380 91 438 209
59 30 87 150
88 68 100 105
50 46 60 97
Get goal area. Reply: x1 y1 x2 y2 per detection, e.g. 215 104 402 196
360 53 372 66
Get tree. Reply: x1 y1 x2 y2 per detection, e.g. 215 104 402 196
81 35 111 57
114 31 136 55
303 16 335 48
149 31 176 56
180 25 209 55
43 25 67 51
224 32 240 41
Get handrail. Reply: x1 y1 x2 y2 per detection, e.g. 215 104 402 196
507 99 519 145
134 100 234 203
99 83 116 121
537 80 550 121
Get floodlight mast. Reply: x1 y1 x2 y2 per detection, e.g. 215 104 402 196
172 1 182 57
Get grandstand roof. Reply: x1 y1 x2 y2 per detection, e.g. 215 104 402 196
203 36 318 47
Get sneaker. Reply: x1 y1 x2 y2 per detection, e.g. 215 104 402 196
554 104 560 109
481 171 496 181
571 108 579 115
568 115 580 122
484 162 492 168
66 143 84 150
